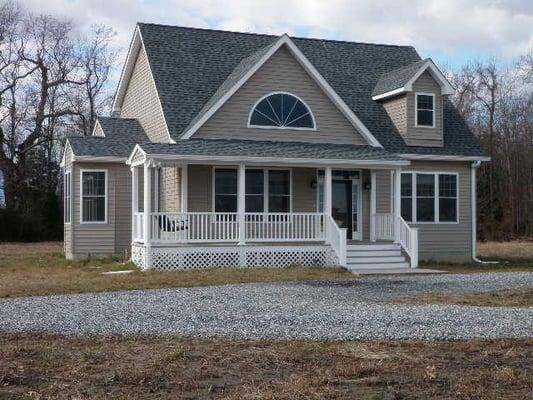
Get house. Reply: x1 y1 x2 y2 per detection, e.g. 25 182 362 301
61 23 488 271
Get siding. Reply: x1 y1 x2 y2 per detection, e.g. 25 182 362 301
194 46 367 145
188 165 213 212
120 46 169 143
292 168 316 212
375 170 392 214
114 165 132 256
403 161 472 262
382 95 407 135
159 166 181 212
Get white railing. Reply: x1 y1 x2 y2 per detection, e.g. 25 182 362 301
245 213 326 242
133 212 144 242
325 214 346 266
373 213 395 241
147 212 326 243
397 216 418 268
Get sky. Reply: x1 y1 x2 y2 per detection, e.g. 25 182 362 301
22 0 532 72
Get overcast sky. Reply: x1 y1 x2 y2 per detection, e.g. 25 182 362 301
21 0 533 70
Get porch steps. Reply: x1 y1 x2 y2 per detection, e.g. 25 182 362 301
345 243 410 270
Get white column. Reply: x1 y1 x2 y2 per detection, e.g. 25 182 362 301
324 167 332 217
143 161 152 268
131 166 139 244
181 164 188 212
393 168 401 243
237 163 246 245
370 170 376 242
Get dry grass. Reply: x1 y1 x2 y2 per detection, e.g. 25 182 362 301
0 333 531 399
478 240 533 260
0 242 352 298
394 288 533 307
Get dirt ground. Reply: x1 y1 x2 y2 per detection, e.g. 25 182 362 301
0 333 531 400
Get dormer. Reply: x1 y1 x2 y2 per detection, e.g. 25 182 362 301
372 59 454 147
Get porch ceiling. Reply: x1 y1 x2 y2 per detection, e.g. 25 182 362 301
128 139 409 167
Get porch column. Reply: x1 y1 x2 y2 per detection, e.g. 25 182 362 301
393 168 401 243
324 167 332 217
370 170 376 242
181 164 188 212
237 163 246 245
143 160 152 268
131 166 139 244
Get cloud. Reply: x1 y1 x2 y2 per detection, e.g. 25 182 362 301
22 0 533 66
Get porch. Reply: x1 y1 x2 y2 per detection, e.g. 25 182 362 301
127 140 418 271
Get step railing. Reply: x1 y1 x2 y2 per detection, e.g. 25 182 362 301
373 213 395 241
325 214 347 267
372 213 418 268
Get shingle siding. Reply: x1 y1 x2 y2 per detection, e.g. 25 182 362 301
194 46 367 145
120 46 169 143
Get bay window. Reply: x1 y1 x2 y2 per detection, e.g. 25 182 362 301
81 170 107 223
400 172 458 223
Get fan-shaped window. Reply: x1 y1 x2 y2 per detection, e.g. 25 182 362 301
249 92 315 129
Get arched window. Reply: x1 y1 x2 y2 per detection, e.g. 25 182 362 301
248 92 315 129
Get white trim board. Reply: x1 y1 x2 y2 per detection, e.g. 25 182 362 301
180 34 383 148
372 59 455 101
399 154 490 162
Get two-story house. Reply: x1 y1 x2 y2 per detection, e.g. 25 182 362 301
61 23 488 271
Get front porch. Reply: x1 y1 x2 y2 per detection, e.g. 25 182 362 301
127 141 418 271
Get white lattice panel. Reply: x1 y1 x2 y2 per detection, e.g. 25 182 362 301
132 244 336 271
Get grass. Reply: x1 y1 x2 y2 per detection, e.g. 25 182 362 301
393 288 533 307
0 242 352 298
478 240 533 259
0 333 531 399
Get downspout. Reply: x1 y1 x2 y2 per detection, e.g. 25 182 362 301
471 160 498 264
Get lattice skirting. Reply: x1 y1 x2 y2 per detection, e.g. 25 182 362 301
131 243 338 271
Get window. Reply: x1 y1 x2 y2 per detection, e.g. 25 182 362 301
400 172 458 223
415 93 435 127
213 168 291 213
214 168 237 212
249 92 315 129
81 170 107 223
64 171 71 223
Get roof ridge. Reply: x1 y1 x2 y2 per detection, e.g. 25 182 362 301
137 22 416 49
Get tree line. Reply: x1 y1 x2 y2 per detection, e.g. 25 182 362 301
0 1 531 242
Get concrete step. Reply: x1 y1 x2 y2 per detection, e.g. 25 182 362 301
346 256 406 263
346 262 410 269
346 244 400 251
346 250 401 257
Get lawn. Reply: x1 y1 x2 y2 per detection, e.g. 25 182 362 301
1 333 531 399
0 242 352 298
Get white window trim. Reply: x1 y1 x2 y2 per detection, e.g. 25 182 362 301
64 170 72 224
401 171 459 224
247 91 317 131
212 166 293 213
80 169 108 224
414 92 436 129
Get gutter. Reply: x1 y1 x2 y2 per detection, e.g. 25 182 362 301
471 160 498 264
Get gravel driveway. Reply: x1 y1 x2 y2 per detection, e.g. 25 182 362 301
1 272 532 340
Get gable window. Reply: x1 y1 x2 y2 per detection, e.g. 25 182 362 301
214 168 291 213
81 170 107 223
400 172 458 223
249 92 315 130
415 93 435 128
64 171 71 223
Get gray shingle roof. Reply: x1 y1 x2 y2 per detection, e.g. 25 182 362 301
372 59 428 97
68 117 149 158
139 23 485 157
138 139 404 162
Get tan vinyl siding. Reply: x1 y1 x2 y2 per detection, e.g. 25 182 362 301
194 46 367 145
188 165 213 212
403 161 472 262
114 165 132 256
120 46 169 143
375 170 392 214
292 168 316 212
93 122 105 137
405 71 443 147
130 149 145 165
382 96 407 135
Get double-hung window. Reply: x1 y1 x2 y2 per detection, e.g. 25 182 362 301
64 171 71 223
81 170 107 223
415 93 435 128
401 172 458 223
213 168 291 213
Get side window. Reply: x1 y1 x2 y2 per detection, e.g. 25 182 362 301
415 94 435 128
214 168 237 212
81 170 107 223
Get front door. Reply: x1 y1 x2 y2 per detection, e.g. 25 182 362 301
332 180 353 238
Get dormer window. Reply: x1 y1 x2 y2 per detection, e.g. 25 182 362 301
415 93 435 128
248 92 315 130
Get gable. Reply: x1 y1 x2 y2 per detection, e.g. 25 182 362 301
193 46 369 145
119 44 170 143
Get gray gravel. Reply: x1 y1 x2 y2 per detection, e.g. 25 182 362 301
0 272 532 340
